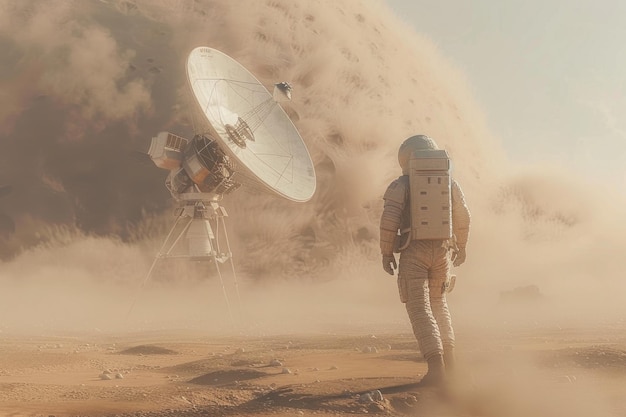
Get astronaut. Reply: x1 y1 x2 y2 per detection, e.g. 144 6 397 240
379 135 471 386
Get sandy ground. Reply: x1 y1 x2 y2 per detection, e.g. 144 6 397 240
2 1 626 415
1 323 626 417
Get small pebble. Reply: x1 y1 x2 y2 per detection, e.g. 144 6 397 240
372 390 383 401
358 393 374 403
270 359 283 367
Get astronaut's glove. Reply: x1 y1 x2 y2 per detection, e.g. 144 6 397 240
382 254 397 275
452 247 466 267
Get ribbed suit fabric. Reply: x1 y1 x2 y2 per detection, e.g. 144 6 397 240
400 239 454 359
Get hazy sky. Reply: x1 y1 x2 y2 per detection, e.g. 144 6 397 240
386 0 626 187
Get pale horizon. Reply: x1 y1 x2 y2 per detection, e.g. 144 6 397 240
387 0 626 189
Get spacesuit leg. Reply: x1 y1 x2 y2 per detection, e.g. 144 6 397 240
400 241 443 360
428 244 455 348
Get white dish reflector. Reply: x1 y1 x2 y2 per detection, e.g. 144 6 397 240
187 47 316 202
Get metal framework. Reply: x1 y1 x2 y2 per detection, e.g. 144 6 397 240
128 192 241 323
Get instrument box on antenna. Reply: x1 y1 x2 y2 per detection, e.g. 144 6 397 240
148 131 189 170
408 150 452 240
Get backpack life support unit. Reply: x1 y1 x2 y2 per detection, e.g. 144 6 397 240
408 149 452 240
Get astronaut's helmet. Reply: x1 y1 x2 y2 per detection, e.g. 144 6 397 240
398 134 438 174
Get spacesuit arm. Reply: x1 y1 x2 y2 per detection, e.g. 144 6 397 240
380 176 408 255
451 179 471 249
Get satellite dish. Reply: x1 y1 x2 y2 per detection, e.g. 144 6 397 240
134 47 317 322
186 46 316 202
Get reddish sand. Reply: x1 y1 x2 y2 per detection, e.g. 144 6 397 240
1 325 625 417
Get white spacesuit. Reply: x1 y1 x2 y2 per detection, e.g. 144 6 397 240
379 135 471 386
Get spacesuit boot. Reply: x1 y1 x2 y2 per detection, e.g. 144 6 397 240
420 353 446 387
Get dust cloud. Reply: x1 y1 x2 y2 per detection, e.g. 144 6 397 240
0 0 621 325
0 0 507 334
0 3 625 410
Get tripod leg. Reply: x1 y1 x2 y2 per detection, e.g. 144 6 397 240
164 216 193 257
126 215 191 319
211 255 234 326
219 216 243 313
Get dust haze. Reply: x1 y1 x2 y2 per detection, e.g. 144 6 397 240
0 0 624 415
